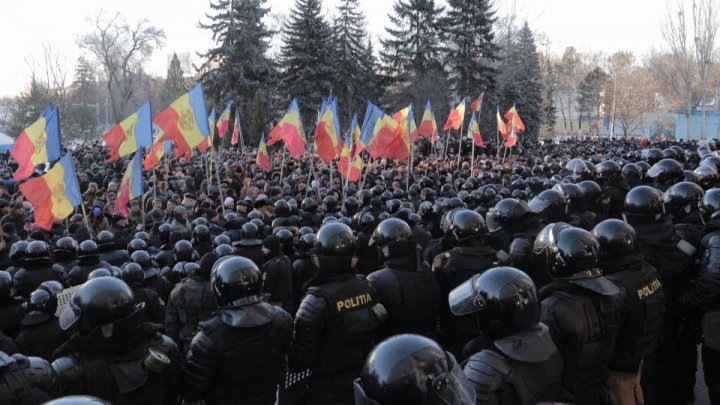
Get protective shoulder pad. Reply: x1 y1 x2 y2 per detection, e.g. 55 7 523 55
52 356 84 386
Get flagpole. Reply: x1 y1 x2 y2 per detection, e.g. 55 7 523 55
457 114 466 169
407 143 413 191
360 154 373 191
471 137 475 175
212 146 226 217
279 146 287 185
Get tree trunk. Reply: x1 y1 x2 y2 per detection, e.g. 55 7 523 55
701 87 707 138
567 91 574 131
687 89 693 140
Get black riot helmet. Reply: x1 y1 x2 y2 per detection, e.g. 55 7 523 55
699 188 720 224
302 197 318 213
213 234 232 249
158 223 173 243
646 148 664 165
663 181 704 220
223 213 240 229
130 250 152 270
354 334 475 405
386 199 401 214
275 229 294 248
578 180 603 207
622 163 642 182
528 189 568 222
568 158 596 181
121 262 145 288
59 277 138 335
192 217 208 227
695 164 719 190
449 209 489 247
192 225 211 243
274 199 290 217
43 396 112 405
88 268 113 280
623 186 665 224
592 219 638 264
298 233 316 251
95 231 115 249
552 183 586 213
487 198 531 232
647 158 683 186
214 244 235 258
370 218 416 262
247 210 264 221
211 255 262 308
173 205 187 222
173 240 194 262
299 226 314 237
324 195 338 211
533 224 619 295
596 160 622 185
27 287 58 317
77 240 99 260
9 240 29 265
127 239 147 255
449 267 539 340
343 197 360 216
25 241 50 263
54 237 78 260
134 231 151 244
360 214 376 233
0 271 13 298
312 223 356 271
241 222 260 240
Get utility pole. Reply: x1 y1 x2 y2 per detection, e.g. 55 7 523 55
608 72 617 141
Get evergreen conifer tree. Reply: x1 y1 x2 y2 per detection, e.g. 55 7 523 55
161 53 188 108
332 0 370 122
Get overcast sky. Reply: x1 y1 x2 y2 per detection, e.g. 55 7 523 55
0 0 669 97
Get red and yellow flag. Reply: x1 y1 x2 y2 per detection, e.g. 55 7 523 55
467 112 484 147
11 105 62 181
19 153 81 230
504 105 526 133
497 107 509 139
198 107 216 154
231 109 241 146
257 132 271 172
144 131 168 170
314 97 340 163
418 100 438 143
154 83 211 158
103 101 153 161
217 101 232 139
469 93 485 113
267 99 306 159
443 100 466 131
340 116 363 182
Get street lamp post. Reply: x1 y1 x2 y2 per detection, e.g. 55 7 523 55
608 72 617 141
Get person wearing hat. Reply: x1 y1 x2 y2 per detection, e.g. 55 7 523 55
109 212 135 249
128 200 143 226
1 202 25 240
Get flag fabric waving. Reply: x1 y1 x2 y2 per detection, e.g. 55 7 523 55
231 110 242 146
496 107 509 139
504 105 526 132
114 151 144 216
507 126 517 147
144 131 171 170
407 107 419 143
470 93 485 113
154 83 211 158
467 112 484 147
198 107 216 154
217 101 232 139
19 153 81 230
12 105 62 181
103 101 153 161
443 100 466 131
340 131 363 182
257 132 271 172
267 99 306 159
394 105 419 144
359 102 384 147
418 101 438 143
314 97 341 163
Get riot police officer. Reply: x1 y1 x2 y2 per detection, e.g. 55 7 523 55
0 271 25 337
66 240 113 287
221 212 243 243
131 250 171 301
450 266 563 404
54 277 179 403
292 233 317 309
165 252 216 356
191 224 213 258
487 198 543 280
367 218 441 341
120 263 166 324
95 231 129 267
235 222 263 268
13 241 64 298
664 181 705 247
15 284 70 359
433 209 502 360
53 237 79 273
353 334 476 405
164 240 198 287
535 224 624 405
592 219 665 403
153 223 175 269
261 235 293 312
596 160 629 219
289 223 383 404
355 213 379 276
0 351 55 404
181 255 292 404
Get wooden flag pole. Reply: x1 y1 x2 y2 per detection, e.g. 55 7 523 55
278 146 287 185
359 154 374 191
457 114 466 169
471 136 475 174
212 147 226 217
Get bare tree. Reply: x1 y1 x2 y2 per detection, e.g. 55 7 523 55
661 0 697 139
693 0 719 137
78 11 165 123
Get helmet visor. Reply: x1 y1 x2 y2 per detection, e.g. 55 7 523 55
448 276 484 316
59 299 80 331
353 379 382 405
433 353 477 405
647 165 663 179
486 208 502 232
528 197 550 213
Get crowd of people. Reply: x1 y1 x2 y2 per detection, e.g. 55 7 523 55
0 134 717 405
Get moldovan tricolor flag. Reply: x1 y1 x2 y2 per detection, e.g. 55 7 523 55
340 131 363 182
496 107 509 139
257 132 271 172
154 83 211 158
11 105 61 181
144 131 171 170
217 101 232 139
504 105 526 133
507 127 517 147
418 101 438 143
231 109 241 146
19 153 81 230
443 100 466 131
103 101 153 161
267 99 306 159
470 93 485 113
114 151 143 216
314 96 341 163
467 112 484 147
198 107 216 154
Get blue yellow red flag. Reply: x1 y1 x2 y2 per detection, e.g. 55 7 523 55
102 101 153 161
12 105 62 181
155 83 211 158
114 151 144 216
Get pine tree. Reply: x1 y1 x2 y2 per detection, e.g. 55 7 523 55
10 78 52 136
380 0 446 108
543 61 558 132
67 57 99 141
279 0 336 128
248 89 267 146
440 0 499 99
198 0 277 108
358 38 383 105
161 53 188 109
332 0 369 122
578 67 609 124
498 23 544 139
